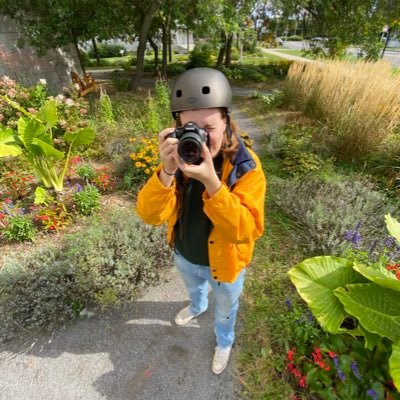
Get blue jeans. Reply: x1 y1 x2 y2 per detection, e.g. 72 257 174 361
174 251 246 349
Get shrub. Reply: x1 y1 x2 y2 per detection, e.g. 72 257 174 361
251 89 285 110
2 214 36 242
273 175 397 256
186 43 213 68
0 248 80 341
76 164 96 182
87 43 126 58
0 170 35 201
286 35 303 41
34 200 72 232
129 136 159 187
222 61 292 82
167 62 186 76
0 208 173 341
73 185 101 215
64 208 172 305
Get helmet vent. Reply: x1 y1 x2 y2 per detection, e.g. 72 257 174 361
176 89 182 97
202 86 210 94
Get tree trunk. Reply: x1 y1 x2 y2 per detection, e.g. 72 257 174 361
168 19 172 63
129 0 162 91
91 38 101 66
216 32 226 68
148 34 159 76
161 22 168 79
224 34 233 68
71 32 85 74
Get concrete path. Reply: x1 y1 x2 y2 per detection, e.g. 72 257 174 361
260 47 313 62
0 91 265 400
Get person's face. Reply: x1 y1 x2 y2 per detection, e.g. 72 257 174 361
179 108 226 159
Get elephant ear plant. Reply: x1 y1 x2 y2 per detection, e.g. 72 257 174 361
288 214 400 392
0 95 95 193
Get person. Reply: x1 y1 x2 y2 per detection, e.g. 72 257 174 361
136 67 266 374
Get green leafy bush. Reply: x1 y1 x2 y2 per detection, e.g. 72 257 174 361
288 214 400 395
186 43 213 68
73 185 100 215
251 89 285 110
3 214 36 242
0 208 172 341
222 61 292 82
286 35 303 41
76 164 96 181
88 43 126 58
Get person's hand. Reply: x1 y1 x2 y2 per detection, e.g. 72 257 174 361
178 143 221 196
158 128 178 175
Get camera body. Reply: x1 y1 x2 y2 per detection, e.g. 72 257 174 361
167 121 210 165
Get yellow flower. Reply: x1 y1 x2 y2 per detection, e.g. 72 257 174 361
145 168 150 174
135 161 142 168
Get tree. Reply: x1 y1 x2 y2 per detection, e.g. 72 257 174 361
269 0 400 59
0 0 128 73
128 0 162 91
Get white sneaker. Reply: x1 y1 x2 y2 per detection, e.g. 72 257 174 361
174 305 204 326
212 346 232 374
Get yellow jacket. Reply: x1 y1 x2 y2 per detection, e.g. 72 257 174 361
136 141 266 283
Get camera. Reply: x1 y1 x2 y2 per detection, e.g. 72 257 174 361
167 121 210 165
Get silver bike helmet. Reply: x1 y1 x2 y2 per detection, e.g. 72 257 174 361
170 67 232 119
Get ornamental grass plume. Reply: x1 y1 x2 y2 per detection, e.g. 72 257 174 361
285 60 400 163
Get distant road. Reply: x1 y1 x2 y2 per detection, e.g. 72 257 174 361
281 41 400 68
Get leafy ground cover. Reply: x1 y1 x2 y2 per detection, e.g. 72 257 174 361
236 62 400 399
1 57 399 399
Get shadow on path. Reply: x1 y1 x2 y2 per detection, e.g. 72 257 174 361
0 270 239 400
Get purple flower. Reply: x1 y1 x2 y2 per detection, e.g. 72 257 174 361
385 236 395 248
351 231 362 248
307 311 313 321
350 360 362 381
284 298 293 310
367 389 377 400
76 183 82 192
337 369 346 382
344 230 354 241
332 355 340 369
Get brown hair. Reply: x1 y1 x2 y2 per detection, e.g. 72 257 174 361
175 108 240 161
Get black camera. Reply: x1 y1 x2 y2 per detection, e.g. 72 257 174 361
167 121 210 165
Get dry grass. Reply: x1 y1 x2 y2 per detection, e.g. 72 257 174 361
285 60 400 162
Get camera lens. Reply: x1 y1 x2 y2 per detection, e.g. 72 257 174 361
178 136 202 164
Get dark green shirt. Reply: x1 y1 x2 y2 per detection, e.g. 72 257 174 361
174 178 212 266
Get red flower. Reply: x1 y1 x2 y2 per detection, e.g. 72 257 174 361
299 377 307 387
396 270 400 280
0 213 5 219
287 349 295 362
328 351 337 359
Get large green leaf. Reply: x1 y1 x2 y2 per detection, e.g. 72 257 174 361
64 127 95 148
36 99 58 129
359 324 382 350
288 256 367 334
0 126 22 157
389 344 400 392
334 283 400 343
385 214 400 246
17 117 47 153
353 263 400 292
31 138 64 159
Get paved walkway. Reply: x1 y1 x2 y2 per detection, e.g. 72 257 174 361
260 47 313 62
0 92 265 400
